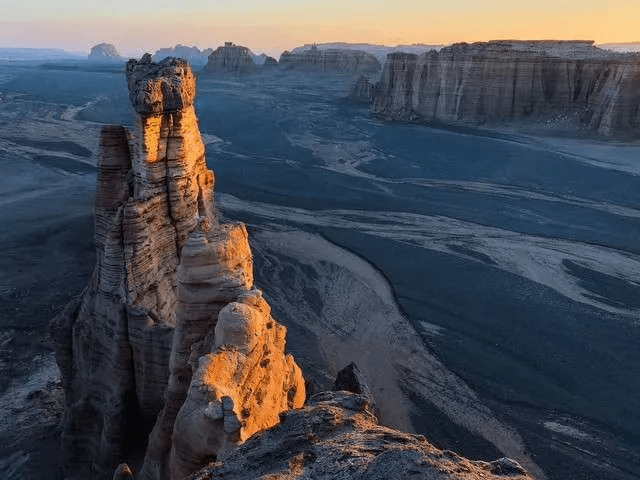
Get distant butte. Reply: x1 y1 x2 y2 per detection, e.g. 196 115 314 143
202 42 256 74
88 43 123 62
279 45 381 74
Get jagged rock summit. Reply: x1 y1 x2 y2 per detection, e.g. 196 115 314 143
88 43 123 62
51 56 304 480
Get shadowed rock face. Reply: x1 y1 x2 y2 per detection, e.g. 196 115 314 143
348 75 376 103
279 46 381 74
373 40 640 136
51 57 304 480
188 391 533 480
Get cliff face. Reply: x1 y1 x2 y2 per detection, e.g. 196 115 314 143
372 40 640 135
279 46 381 74
51 55 304 480
348 75 376 103
203 43 256 74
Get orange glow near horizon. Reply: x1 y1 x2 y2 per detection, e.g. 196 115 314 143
1 1 638 57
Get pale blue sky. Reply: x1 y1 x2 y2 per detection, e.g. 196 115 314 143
1 0 637 56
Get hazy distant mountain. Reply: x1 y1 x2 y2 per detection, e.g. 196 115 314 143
152 45 214 65
290 42 444 62
253 53 268 65
0 48 84 61
88 43 123 62
280 46 381 74
598 42 640 53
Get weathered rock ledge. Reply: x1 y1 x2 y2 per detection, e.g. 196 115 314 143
188 390 532 480
372 40 640 136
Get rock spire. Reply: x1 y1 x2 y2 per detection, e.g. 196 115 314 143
51 56 304 480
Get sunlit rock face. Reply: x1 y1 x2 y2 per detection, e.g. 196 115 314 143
202 43 256 74
373 40 640 135
188 391 532 480
51 56 304 480
279 46 381 74
168 289 305 479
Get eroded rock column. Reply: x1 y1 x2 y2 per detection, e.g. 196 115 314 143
53 56 305 480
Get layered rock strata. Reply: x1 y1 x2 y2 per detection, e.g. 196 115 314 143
188 391 532 480
372 40 640 135
279 46 381 74
51 55 304 480
203 43 256 74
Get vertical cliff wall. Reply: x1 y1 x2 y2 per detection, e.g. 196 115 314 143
372 40 640 135
51 55 304 480
279 46 381 74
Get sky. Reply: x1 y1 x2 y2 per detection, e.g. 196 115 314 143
1 0 638 57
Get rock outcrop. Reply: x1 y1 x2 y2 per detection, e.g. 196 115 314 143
279 46 381 74
372 40 640 136
348 75 376 103
188 391 532 480
152 45 214 66
263 56 278 66
202 43 256 74
88 43 123 62
167 290 305 479
51 55 304 480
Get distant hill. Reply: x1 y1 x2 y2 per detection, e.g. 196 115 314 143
152 45 214 66
290 42 444 63
0 48 85 61
88 43 123 62
598 42 640 53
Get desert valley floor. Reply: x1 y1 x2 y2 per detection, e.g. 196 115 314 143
0 60 639 479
